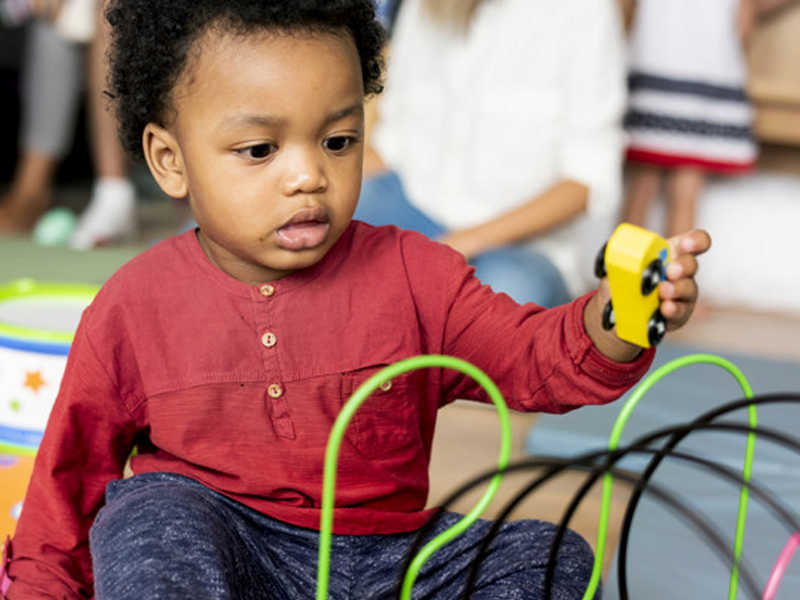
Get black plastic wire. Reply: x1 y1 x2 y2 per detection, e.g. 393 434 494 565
462 439 798 600
395 448 765 600
617 393 800 600
395 395 800 599
545 421 800 600
451 396 800 598
473 454 766 600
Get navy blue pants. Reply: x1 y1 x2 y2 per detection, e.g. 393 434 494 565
89 473 597 599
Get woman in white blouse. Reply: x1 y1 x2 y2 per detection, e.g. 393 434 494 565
357 0 627 306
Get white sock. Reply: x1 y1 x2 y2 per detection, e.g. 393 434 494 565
70 177 137 249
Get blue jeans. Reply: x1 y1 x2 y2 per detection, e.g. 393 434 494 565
355 171 570 307
89 473 598 599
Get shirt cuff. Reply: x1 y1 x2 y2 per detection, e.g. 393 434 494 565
567 290 656 386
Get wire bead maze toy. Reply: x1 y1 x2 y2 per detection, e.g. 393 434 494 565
317 354 800 600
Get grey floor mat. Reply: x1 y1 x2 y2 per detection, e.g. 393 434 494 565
525 343 800 599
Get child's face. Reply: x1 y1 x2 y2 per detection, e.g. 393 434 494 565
147 27 365 284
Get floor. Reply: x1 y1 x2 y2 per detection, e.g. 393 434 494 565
2 163 800 579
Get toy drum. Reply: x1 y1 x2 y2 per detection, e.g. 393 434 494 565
0 279 98 455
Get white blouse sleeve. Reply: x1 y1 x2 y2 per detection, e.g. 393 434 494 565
557 0 627 220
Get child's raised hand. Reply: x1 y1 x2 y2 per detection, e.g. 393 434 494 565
659 229 712 331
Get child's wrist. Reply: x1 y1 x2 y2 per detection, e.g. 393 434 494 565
583 291 643 363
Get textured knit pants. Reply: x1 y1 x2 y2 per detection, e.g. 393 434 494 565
89 473 598 599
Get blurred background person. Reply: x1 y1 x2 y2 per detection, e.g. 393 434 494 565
357 0 628 307
0 0 136 247
621 0 759 238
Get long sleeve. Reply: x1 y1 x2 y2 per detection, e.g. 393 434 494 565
432 244 654 412
3 313 142 599
557 0 628 287
557 0 627 218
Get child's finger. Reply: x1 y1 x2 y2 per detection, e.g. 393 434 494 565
668 229 712 258
665 253 699 281
661 298 693 328
659 278 698 303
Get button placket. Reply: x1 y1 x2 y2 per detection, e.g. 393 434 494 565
253 284 293 439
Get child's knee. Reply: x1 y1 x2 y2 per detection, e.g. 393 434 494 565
90 474 224 553
497 519 595 574
552 527 596 582
90 475 240 598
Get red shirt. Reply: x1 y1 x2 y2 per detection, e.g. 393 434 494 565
4 223 653 599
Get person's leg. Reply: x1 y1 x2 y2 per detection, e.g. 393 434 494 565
90 473 284 600
354 171 446 239
621 163 662 228
0 150 57 232
0 21 84 233
70 0 137 248
471 246 570 307
665 165 705 238
90 472 357 600
356 512 598 599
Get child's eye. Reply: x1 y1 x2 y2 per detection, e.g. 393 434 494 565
323 136 357 153
235 143 276 160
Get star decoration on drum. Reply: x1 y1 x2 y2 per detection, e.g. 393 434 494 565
23 371 46 393
0 279 98 456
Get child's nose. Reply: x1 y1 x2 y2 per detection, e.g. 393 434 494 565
280 148 328 195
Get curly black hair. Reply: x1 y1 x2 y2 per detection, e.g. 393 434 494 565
105 0 386 160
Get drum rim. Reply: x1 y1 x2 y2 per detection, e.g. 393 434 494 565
0 278 98 345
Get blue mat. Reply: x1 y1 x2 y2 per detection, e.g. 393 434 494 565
525 342 800 599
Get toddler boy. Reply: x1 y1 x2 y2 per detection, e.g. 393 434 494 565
2 1 710 598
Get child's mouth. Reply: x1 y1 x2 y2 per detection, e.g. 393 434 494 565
275 208 330 250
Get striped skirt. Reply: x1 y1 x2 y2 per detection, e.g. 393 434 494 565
624 0 758 173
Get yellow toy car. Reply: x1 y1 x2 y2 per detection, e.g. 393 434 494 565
594 223 671 348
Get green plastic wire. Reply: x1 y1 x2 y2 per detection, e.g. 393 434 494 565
582 353 755 600
0 278 99 344
316 355 512 600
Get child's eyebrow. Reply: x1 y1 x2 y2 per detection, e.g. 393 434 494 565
215 103 363 133
216 114 286 132
323 103 364 126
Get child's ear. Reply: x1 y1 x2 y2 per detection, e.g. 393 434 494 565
142 123 188 199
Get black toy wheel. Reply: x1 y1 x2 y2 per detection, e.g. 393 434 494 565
640 259 663 296
647 309 667 347
594 242 608 279
602 300 615 331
